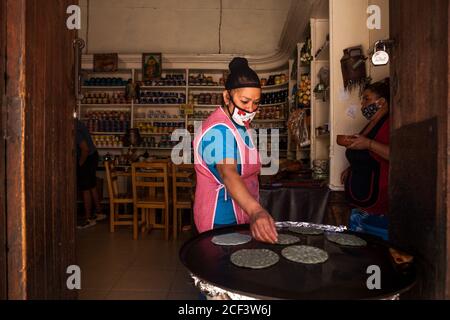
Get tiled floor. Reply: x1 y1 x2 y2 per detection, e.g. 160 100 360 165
76 221 199 300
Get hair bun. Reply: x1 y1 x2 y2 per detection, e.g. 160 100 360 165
229 57 249 72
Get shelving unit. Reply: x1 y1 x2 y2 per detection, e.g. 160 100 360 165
310 18 330 171
79 63 293 168
292 41 314 165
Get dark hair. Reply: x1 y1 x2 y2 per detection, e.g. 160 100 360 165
364 78 390 102
225 57 261 90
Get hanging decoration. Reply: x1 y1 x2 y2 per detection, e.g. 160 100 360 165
288 109 310 148
300 38 313 66
340 46 370 93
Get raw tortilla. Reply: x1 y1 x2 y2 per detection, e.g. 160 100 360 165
326 233 367 247
275 234 300 245
211 233 252 246
288 226 324 235
281 245 329 264
230 249 280 269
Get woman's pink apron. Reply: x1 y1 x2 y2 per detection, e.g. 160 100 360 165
193 107 261 233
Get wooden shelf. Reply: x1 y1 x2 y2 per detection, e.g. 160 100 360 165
140 86 186 90
136 147 174 150
82 69 133 74
134 118 185 122
82 86 126 90
97 146 125 149
140 132 178 135
80 104 131 107
97 146 175 150
261 82 289 90
316 133 330 138
91 132 125 135
187 118 206 121
194 104 221 108
134 104 183 107
188 85 225 90
254 119 286 122
260 102 287 107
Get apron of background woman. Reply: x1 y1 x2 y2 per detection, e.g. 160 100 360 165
345 114 389 240
193 107 261 233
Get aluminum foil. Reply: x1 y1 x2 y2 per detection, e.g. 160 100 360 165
192 273 400 301
190 221 346 300
275 221 347 232
191 274 255 300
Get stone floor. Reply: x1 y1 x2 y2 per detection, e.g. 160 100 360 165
76 220 199 300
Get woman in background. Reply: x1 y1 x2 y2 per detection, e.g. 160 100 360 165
341 79 390 240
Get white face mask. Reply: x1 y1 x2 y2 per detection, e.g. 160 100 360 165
231 107 256 127
228 94 257 128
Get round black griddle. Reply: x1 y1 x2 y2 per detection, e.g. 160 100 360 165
179 224 417 300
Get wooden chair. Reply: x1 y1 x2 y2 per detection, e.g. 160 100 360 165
104 161 134 233
131 162 170 240
172 163 195 240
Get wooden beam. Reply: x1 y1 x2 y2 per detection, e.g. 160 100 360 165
389 0 449 299
446 0 450 301
0 0 7 300
5 0 27 300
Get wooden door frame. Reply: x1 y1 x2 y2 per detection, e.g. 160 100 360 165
2 0 78 299
447 2 450 299
0 0 7 300
389 0 449 299
4 0 27 299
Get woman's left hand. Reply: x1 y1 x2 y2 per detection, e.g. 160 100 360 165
347 135 371 150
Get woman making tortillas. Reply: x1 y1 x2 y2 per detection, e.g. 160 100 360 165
193 57 278 244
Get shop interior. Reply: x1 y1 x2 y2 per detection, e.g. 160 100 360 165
74 0 391 300
1 0 449 300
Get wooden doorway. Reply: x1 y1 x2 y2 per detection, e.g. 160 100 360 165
389 0 449 299
0 0 7 300
2 0 78 299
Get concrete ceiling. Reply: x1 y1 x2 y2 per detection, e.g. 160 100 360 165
80 0 295 55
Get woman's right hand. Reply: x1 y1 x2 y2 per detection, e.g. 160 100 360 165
249 209 278 244
341 167 350 184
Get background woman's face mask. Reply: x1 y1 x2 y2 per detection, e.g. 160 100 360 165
362 99 381 120
228 95 257 127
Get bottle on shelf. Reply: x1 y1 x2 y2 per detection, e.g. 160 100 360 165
82 91 128 104
84 77 127 87
261 89 288 105
137 91 186 105
84 110 130 133
141 73 186 87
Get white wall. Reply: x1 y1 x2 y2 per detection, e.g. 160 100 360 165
79 0 291 55
329 0 389 190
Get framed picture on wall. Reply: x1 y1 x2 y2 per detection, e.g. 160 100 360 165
93 53 118 72
142 53 162 81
